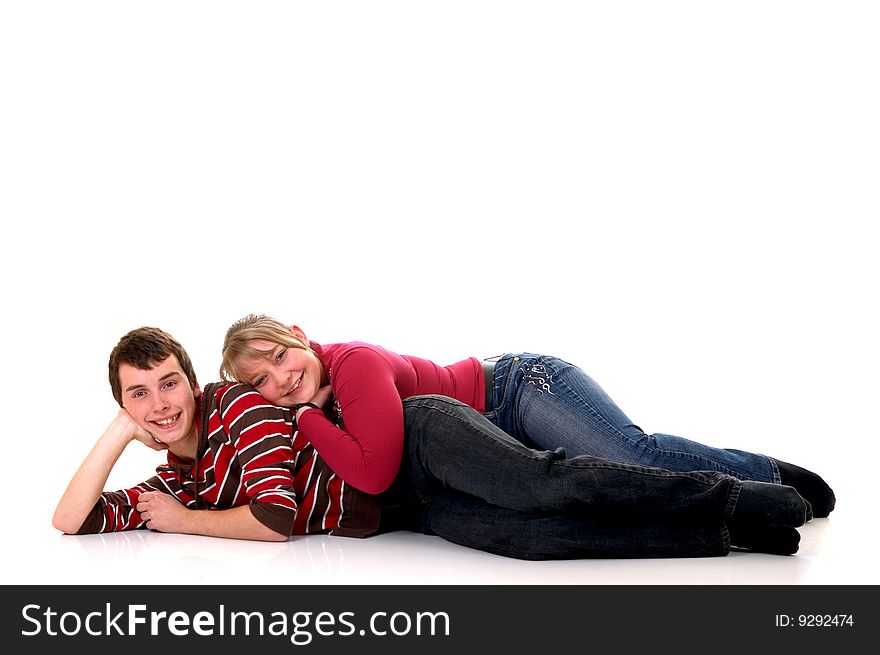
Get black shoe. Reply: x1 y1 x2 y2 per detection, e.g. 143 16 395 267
771 458 836 518
728 521 800 555
733 481 809 527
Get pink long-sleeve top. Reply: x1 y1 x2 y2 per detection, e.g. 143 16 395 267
295 341 485 494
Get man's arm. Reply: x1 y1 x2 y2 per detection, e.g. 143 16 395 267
217 384 304 536
52 410 165 534
134 492 288 541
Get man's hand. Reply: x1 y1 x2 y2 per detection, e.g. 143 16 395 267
136 491 188 532
113 409 167 451
135 491 288 541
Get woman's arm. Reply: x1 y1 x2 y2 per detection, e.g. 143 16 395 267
295 348 404 494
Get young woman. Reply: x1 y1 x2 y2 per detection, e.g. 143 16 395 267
219 314 835 521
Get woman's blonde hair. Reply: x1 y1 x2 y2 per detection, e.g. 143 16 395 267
220 314 310 382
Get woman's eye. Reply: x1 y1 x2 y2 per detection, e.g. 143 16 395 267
276 349 286 363
254 376 265 387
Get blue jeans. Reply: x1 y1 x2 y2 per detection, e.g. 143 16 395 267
486 354 780 483
392 395 738 559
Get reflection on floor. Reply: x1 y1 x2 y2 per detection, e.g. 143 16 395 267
20 502 872 585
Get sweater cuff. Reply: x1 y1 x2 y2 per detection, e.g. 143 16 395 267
249 502 296 536
74 503 108 535
295 407 325 429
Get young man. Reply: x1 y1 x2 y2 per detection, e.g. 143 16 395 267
55 327 810 558
52 327 380 541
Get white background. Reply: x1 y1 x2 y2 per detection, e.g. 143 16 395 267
1 1 877 584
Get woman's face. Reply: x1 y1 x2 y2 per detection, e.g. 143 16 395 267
236 339 324 407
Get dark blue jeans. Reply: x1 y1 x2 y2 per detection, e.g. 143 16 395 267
391 395 739 559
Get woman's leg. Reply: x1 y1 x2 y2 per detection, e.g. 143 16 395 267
771 458 835 518
402 395 808 533
490 354 778 480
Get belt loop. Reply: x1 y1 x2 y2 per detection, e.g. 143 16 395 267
482 359 497 412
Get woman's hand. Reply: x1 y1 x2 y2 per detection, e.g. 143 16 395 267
310 385 333 409
296 385 333 423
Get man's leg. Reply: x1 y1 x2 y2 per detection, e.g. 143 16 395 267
421 490 730 560
402 395 808 527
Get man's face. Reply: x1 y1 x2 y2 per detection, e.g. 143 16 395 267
118 354 199 450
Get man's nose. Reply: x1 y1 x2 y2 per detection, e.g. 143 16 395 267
152 393 170 413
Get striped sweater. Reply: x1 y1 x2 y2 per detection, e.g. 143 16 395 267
76 382 381 538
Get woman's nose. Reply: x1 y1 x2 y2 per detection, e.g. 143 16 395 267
271 368 289 389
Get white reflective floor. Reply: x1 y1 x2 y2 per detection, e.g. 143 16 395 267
7 472 871 586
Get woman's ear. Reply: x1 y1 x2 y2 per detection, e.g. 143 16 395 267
290 325 308 343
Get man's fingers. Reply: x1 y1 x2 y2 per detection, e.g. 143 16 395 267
137 492 157 512
134 433 167 451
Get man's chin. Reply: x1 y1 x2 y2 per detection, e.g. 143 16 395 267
151 424 189 443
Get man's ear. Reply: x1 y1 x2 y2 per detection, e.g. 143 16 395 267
290 325 308 343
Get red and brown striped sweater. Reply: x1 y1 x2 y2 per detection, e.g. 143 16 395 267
76 382 381 538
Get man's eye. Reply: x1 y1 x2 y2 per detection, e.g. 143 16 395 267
164 380 177 390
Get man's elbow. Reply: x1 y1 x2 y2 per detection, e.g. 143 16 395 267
248 510 291 542
51 511 82 535
252 523 290 542
263 531 289 542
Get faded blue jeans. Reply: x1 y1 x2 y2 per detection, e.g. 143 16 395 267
393 394 740 559
485 354 780 483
